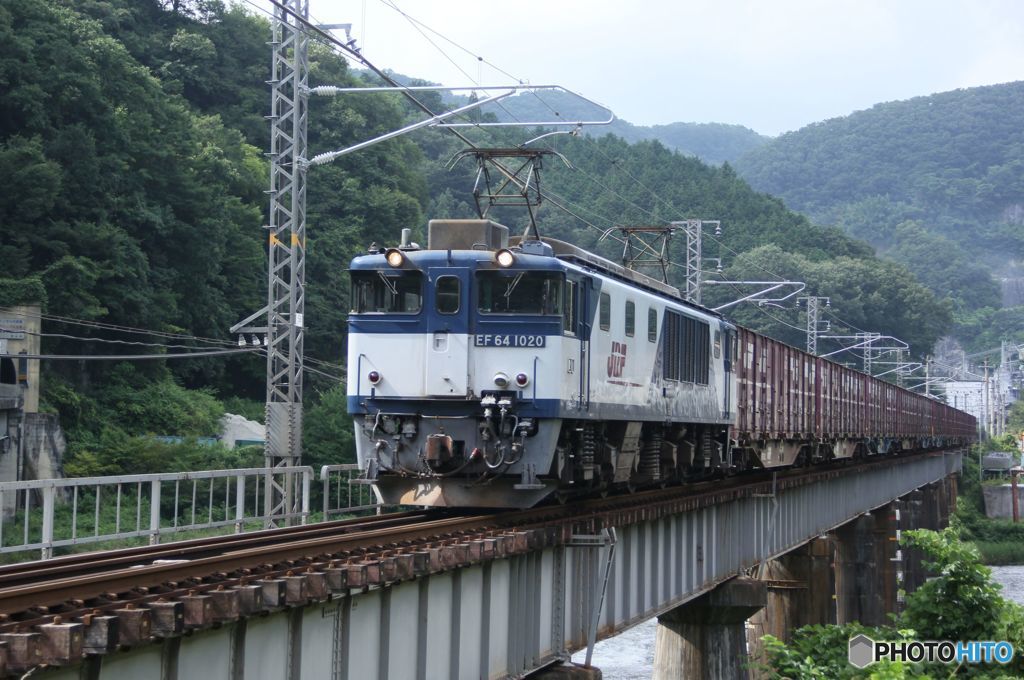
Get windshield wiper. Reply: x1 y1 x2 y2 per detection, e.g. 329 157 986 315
377 271 399 296
504 273 525 299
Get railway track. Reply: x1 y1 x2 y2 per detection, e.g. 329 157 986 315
0 451 950 674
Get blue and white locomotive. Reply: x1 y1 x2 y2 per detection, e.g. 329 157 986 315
347 220 737 508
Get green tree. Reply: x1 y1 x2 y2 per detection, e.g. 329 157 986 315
900 527 1024 678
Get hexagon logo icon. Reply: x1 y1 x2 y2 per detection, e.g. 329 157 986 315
848 634 875 669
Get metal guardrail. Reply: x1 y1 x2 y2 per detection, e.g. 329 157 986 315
0 465 381 560
319 464 381 519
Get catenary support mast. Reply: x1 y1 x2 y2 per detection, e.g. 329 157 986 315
264 0 309 524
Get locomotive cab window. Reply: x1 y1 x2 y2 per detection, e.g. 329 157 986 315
435 276 460 314
352 271 423 314
599 292 611 331
476 271 563 315
625 300 635 337
648 307 657 342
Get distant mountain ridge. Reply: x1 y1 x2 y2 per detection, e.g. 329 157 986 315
733 80 1024 349
369 72 768 164
487 89 769 165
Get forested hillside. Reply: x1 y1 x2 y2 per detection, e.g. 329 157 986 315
487 89 768 164
0 0 955 474
735 82 1024 349
416 84 768 164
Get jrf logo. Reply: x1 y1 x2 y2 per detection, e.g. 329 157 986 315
608 341 627 377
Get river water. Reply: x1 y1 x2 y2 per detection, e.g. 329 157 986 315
570 566 1024 679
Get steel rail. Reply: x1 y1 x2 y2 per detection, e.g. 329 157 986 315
0 509 441 588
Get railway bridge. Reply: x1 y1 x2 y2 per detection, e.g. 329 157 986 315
0 450 960 679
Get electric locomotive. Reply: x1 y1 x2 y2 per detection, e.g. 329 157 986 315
347 219 737 507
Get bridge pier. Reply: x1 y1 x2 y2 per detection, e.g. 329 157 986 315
832 502 900 626
653 577 766 680
746 535 834 663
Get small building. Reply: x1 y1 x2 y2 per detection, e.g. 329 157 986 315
0 305 42 516
0 305 40 413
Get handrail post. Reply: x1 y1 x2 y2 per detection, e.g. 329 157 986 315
320 465 330 520
301 468 311 525
235 475 246 533
149 480 161 545
40 486 55 560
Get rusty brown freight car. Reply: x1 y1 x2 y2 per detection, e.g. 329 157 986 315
732 327 975 468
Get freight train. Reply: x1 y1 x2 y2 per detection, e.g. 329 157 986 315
346 220 975 508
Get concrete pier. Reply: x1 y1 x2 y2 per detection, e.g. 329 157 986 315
653 577 766 680
832 503 899 626
747 535 834 662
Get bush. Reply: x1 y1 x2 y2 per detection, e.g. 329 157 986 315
221 395 265 424
302 383 356 471
758 529 1024 678
756 623 913 679
64 428 259 477
973 541 1024 565
100 374 223 436
901 528 1024 677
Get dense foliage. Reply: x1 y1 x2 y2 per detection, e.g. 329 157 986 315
758 528 1024 678
735 82 1024 351
757 623 913 679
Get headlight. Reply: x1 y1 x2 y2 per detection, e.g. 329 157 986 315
385 248 405 268
495 249 516 268
493 372 510 388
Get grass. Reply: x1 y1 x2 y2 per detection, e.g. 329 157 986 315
973 541 1024 566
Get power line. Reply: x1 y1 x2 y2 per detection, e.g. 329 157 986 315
0 327 222 352
0 309 347 374
0 348 261 361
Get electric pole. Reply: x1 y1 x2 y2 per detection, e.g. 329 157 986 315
674 219 720 304
798 296 829 355
857 332 881 375
264 0 309 524
983 358 991 439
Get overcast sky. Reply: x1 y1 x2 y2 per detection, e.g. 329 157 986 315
303 0 1024 136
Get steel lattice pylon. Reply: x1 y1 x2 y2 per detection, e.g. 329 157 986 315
799 295 829 355
264 0 309 525
673 220 704 304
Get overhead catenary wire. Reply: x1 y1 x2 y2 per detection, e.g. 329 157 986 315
367 0 815 293
250 0 867 355
0 348 262 361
